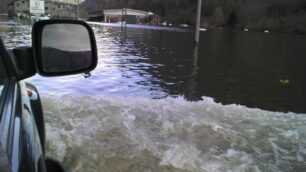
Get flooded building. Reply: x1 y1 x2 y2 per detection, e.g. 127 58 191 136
7 0 29 17
45 1 76 19
88 8 155 24
88 10 103 22
7 2 15 18
104 8 154 24
45 1 57 17
7 0 77 19
0 14 8 21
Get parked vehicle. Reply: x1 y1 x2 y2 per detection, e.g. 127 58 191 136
0 20 97 172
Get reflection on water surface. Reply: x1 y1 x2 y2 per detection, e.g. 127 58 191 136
1 22 306 112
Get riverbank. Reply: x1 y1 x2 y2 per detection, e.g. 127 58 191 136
242 15 306 35
199 14 306 35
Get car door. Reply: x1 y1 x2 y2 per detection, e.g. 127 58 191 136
0 40 46 172
0 50 11 172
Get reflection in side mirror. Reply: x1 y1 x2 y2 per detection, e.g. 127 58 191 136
33 20 97 76
42 24 92 73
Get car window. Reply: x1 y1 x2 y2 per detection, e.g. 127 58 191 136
0 47 7 76
0 59 7 117
0 84 4 118
0 52 8 99
0 85 3 97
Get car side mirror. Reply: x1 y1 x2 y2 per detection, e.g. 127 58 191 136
32 20 97 76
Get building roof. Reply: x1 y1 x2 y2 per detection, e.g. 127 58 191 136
104 8 154 17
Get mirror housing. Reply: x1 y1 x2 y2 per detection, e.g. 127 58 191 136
32 20 97 76
12 46 36 80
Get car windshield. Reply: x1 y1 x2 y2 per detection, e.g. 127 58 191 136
1 0 306 171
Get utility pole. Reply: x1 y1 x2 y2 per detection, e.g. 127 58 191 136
75 0 79 19
195 0 202 45
77 0 79 19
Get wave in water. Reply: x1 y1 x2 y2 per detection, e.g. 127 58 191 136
42 95 306 172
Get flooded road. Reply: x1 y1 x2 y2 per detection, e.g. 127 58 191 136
2 22 306 113
1 22 306 171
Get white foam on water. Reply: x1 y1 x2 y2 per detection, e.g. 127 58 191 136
2 22 306 171
42 95 306 172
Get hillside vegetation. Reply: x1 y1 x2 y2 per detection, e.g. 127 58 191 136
1 0 306 34
81 0 306 34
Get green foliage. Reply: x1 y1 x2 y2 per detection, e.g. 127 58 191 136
211 7 225 27
280 79 290 85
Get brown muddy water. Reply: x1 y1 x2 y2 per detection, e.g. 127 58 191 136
1 22 306 172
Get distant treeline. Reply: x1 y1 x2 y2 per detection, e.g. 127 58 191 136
1 0 305 33
81 0 306 34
